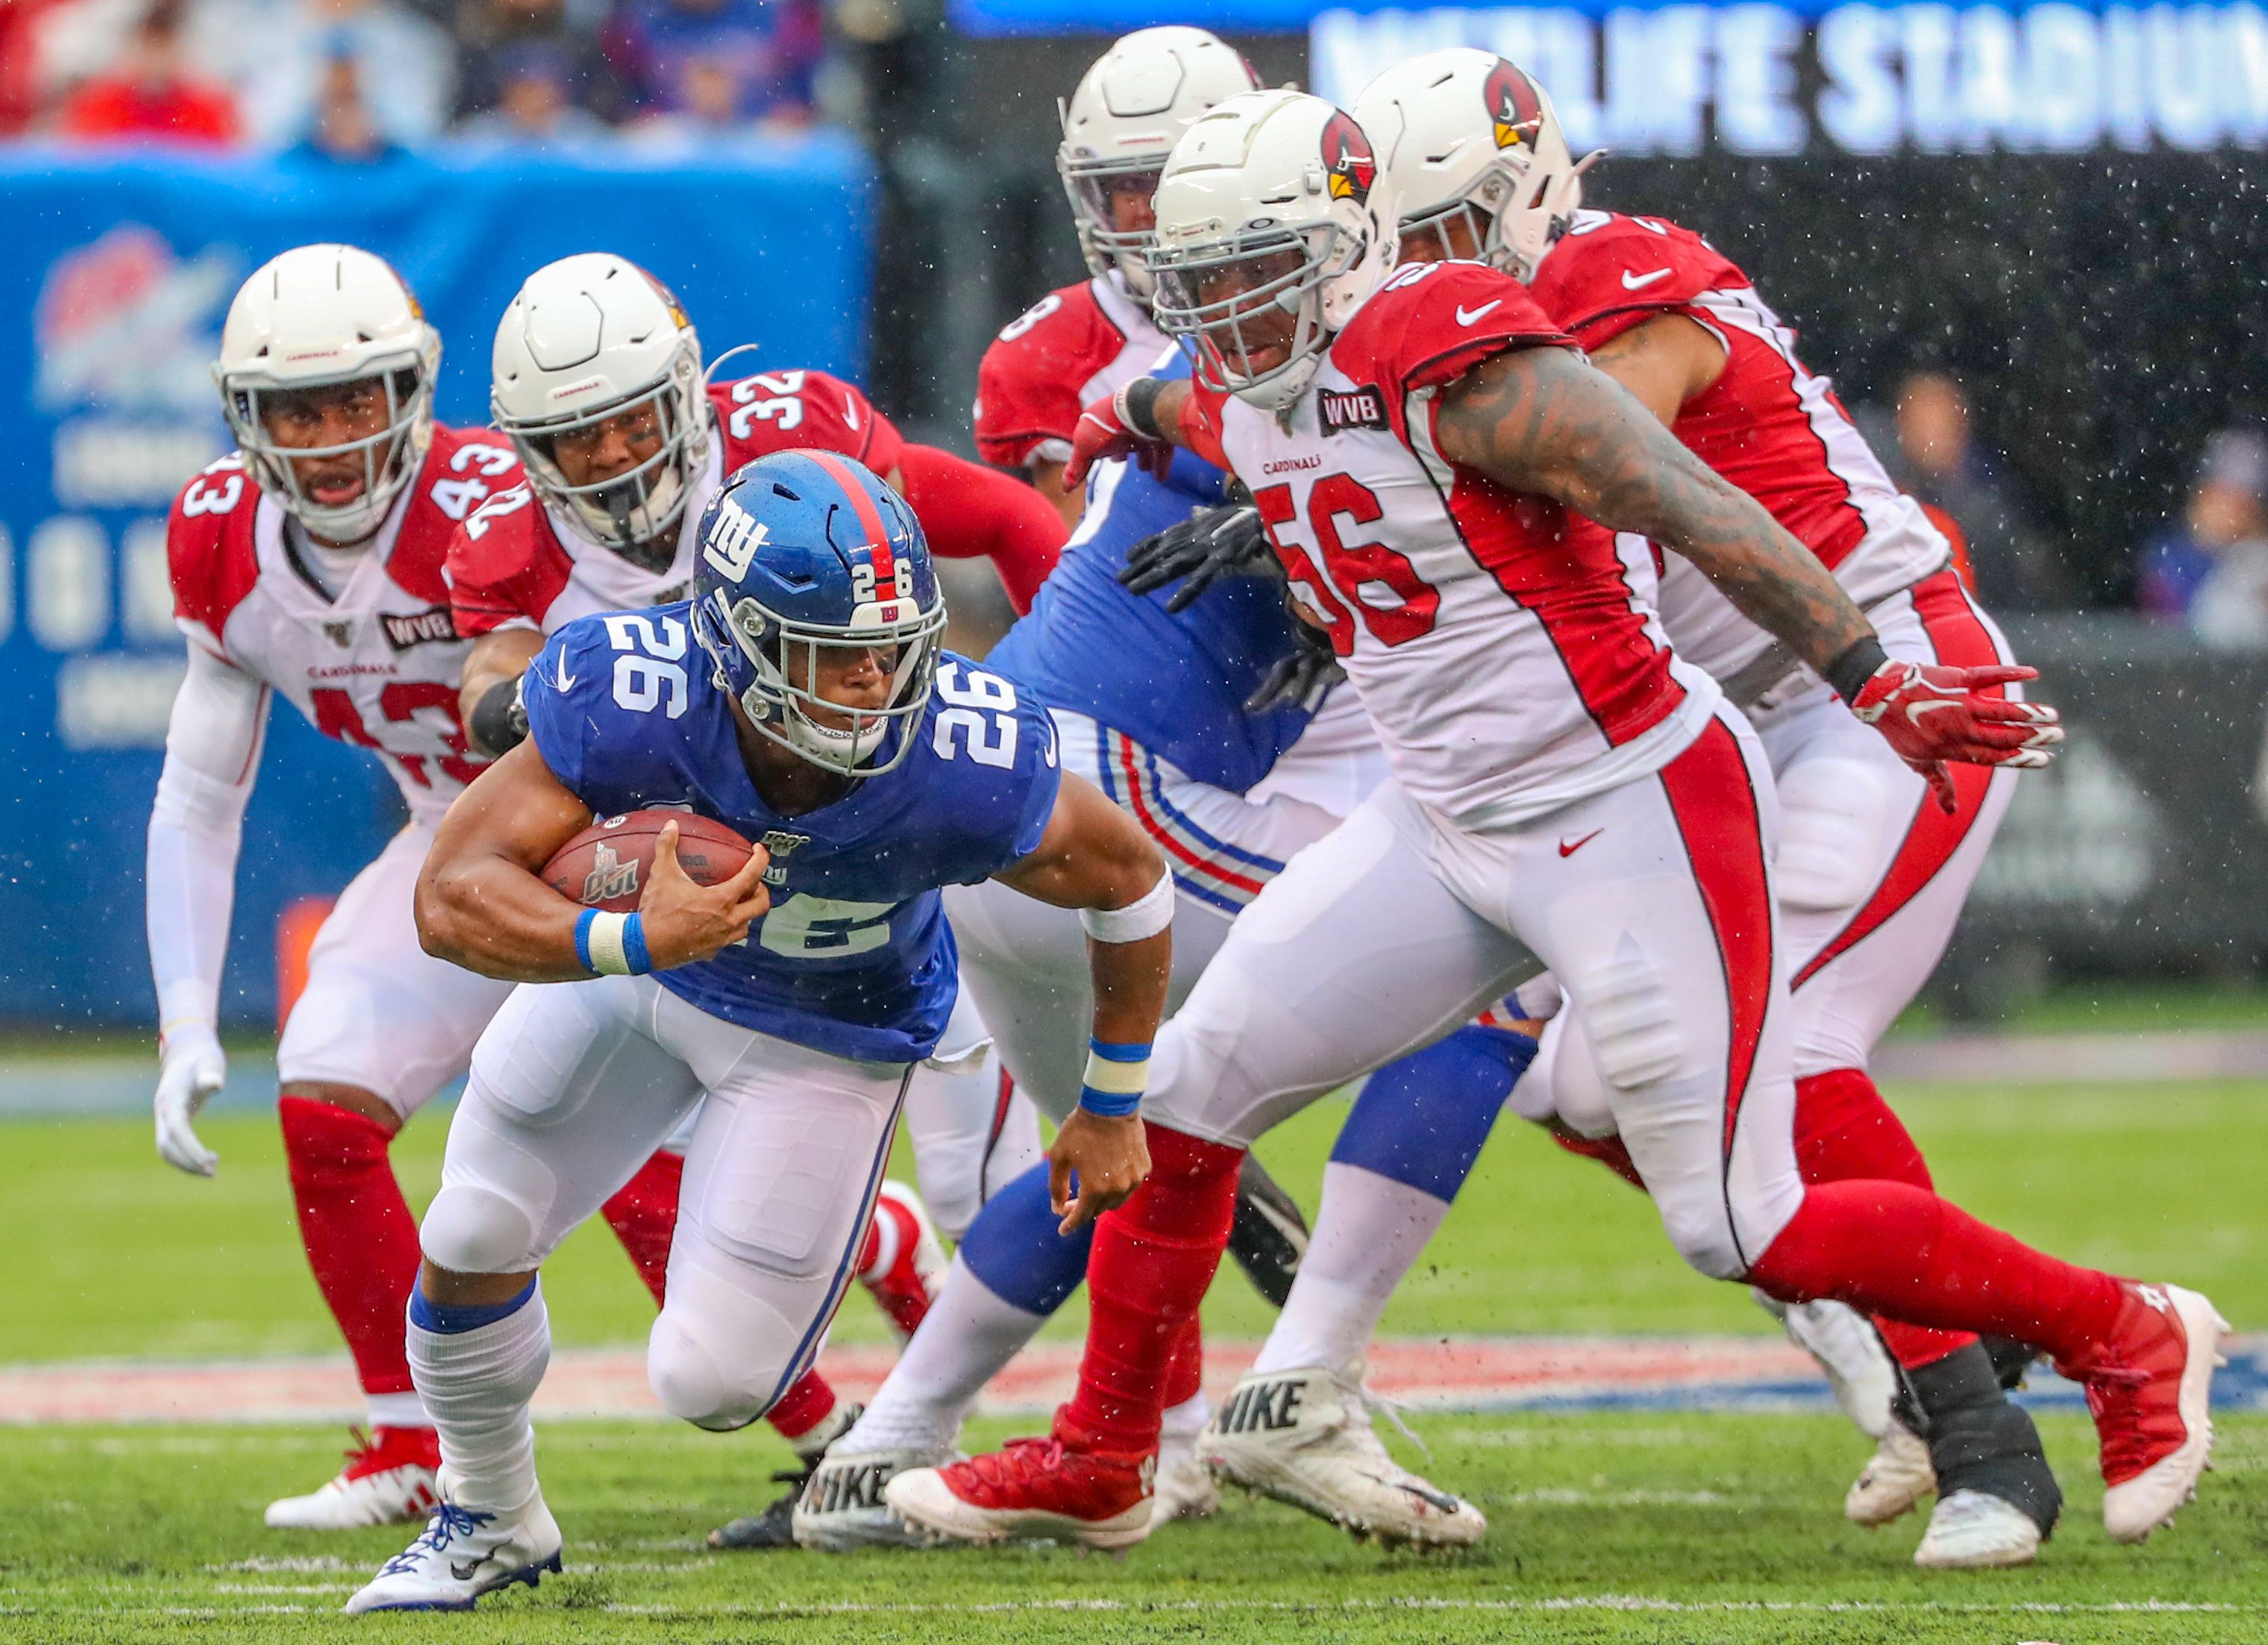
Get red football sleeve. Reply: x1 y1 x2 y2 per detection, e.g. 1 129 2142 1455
893 442 1066 615
1177 380 1232 471
444 490 564 637
1378 263 1578 398
1532 222 1740 349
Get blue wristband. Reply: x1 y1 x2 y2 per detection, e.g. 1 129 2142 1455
1079 1036 1150 1117
621 912 652 976
573 907 598 974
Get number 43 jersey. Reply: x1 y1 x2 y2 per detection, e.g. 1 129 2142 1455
167 423 520 825
521 604 1063 1063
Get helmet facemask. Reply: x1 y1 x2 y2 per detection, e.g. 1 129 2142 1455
222 360 433 545
1059 152 1167 300
1150 221 1358 413
693 583 947 779
499 340 709 560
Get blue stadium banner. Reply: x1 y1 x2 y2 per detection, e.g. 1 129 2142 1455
0 138 875 1030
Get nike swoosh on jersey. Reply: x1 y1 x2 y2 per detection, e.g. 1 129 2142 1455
1558 829 1604 857
555 657 578 692
1620 268 1674 291
1455 300 1503 326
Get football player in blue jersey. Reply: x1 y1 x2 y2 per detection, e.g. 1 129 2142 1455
344 451 1174 1614
790 358 1544 1552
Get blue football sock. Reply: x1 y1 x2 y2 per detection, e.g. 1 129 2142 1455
956 1157 1092 1317
1329 1025 1538 1202
407 1275 537 1335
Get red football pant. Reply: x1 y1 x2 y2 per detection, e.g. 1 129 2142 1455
598 1147 840 1443
280 1096 422 1400
1058 1124 1242 1456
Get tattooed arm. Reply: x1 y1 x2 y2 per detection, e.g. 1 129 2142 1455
1432 345 1873 674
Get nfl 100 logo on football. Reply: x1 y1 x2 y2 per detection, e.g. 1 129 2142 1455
580 840 643 904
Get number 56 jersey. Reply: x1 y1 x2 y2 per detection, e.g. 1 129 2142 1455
521 604 1062 1063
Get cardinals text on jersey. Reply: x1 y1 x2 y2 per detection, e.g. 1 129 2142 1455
169 424 516 821
1189 259 1719 831
520 604 1062 1062
1528 212 1949 686
448 372 905 639
974 274 1164 470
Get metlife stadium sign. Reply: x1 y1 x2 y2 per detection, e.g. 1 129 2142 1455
1307 4 2268 154
946 0 2268 157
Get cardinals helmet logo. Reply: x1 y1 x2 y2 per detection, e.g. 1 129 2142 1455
1321 111 1376 203
1483 58 1547 151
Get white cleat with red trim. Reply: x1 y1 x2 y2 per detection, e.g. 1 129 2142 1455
266 1426 442 1531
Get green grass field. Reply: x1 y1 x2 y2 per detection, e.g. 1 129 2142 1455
3 1076 2264 1642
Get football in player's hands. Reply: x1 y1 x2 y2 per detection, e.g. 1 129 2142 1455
542 811 758 911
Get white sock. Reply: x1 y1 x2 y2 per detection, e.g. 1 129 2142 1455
1251 1163 1452 1377
365 1390 430 1431
407 1282 551 1512
1161 1391 1209 1444
839 1254 1043 1454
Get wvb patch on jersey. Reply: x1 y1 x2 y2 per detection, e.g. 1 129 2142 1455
1321 386 1391 435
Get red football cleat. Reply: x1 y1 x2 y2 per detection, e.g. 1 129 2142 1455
859 1181 946 1344
885 1434 1155 1550
2059 1282 2228 1543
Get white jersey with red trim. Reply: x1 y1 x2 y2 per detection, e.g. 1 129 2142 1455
974 272 1165 470
1527 211 1949 689
448 372 903 638
167 425 513 824
1191 260 1719 832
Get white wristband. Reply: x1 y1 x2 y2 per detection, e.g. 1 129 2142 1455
1080 872 1175 944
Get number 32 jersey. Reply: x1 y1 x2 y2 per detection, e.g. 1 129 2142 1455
521 605 1062 1062
1189 260 1719 832
167 424 519 824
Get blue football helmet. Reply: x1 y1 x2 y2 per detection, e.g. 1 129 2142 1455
690 450 947 777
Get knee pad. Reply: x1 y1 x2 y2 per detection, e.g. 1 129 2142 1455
1655 1196 1747 1282
1775 757 1899 913
1576 942 1685 1095
419 1184 539 1277
647 1303 794 1432
1523 1012 1620 1138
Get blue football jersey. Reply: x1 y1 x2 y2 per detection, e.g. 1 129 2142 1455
522 604 1062 1062
986 357 1318 795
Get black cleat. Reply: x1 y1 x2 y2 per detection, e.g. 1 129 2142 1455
708 1463 814 1550
1227 1154 1309 1309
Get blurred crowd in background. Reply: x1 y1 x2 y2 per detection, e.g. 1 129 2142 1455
4 0 2267 639
0 0 873 151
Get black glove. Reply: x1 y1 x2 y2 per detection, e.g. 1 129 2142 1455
1118 503 1274 612
1244 612 1344 715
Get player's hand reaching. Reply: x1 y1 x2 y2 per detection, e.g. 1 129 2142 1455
1065 387 1176 489
154 1029 227 1176
1245 607 1345 714
1119 502 1274 611
635 821 772 968
1049 1108 1151 1233
1849 658 2063 812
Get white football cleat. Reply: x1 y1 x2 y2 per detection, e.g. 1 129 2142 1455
792 1444 959 1552
1846 1423 1936 1526
343 1488 563 1614
1913 1488 2042 1569
265 1426 441 1531
1152 1428 1221 1526
1761 1294 1900 1441
1200 1365 1485 1550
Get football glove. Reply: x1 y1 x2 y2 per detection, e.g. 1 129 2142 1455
1849 658 2062 812
1119 503 1275 612
1244 608 1344 715
1064 388 1176 489
154 1027 227 1176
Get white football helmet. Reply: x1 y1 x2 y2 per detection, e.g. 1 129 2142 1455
1353 50 1597 283
213 245 440 545
1057 26 1262 301
1148 89 1392 413
491 253 711 555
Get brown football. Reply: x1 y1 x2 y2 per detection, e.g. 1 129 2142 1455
541 811 758 912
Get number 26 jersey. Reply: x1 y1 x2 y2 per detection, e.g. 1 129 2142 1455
521 604 1062 1062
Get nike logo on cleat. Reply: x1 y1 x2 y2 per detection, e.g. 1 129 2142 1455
1559 829 1604 857
1621 268 1673 290
809 1461 892 1514
449 1560 484 1582
1216 1379 1306 1434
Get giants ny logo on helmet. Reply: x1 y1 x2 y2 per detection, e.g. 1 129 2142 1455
1485 59 1547 151
704 494 771 580
1321 111 1376 203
